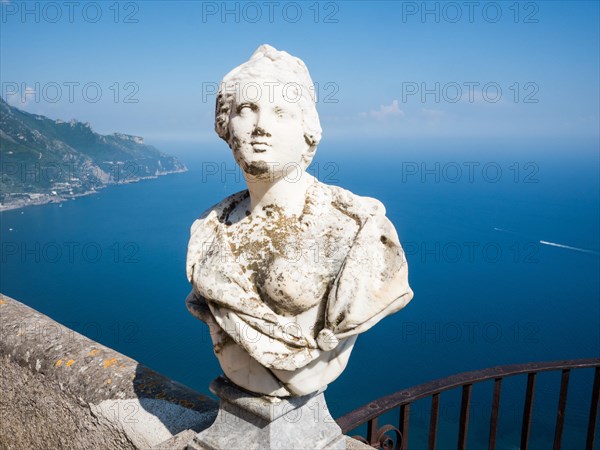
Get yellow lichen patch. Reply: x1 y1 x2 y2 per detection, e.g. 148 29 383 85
106 379 112 384
103 358 118 368
65 359 75 367
55 359 63 367
0 299 7 305
88 349 100 357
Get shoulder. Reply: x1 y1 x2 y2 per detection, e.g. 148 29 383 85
190 189 249 235
315 182 386 222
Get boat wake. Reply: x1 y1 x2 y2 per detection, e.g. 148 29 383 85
493 228 599 255
539 240 599 255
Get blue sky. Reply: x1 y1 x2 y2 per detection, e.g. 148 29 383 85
1 1 599 145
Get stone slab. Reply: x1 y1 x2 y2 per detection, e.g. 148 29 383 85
187 376 345 450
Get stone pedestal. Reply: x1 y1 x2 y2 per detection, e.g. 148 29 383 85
186 376 345 450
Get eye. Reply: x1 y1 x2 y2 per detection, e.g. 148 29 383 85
236 103 256 114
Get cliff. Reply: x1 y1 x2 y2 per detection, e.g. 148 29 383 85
0 98 187 211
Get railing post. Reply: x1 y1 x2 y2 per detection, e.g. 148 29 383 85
457 384 472 450
367 416 378 447
399 403 410 450
427 393 439 450
552 369 570 450
520 372 537 450
488 378 502 450
586 367 600 450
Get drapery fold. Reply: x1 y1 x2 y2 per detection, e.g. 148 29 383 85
186 182 413 371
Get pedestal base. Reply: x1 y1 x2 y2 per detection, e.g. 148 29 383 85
187 376 345 450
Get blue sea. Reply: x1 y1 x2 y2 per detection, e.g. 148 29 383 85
1 137 598 449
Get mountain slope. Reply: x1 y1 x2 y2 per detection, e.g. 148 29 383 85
0 98 186 210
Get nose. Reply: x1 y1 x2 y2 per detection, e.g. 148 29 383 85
251 110 272 138
252 126 271 138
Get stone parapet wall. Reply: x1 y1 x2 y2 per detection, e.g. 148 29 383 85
0 294 218 450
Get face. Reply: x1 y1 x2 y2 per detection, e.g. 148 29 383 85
227 80 310 180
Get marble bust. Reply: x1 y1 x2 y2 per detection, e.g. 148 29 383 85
186 44 413 397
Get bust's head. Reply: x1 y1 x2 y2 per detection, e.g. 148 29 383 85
215 45 322 180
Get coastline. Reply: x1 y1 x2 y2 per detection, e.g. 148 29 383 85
0 168 188 213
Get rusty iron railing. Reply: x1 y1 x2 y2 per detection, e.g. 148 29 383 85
336 358 600 450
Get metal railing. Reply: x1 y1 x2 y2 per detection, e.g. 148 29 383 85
336 358 600 450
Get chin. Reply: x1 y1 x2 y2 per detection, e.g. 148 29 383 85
241 160 276 179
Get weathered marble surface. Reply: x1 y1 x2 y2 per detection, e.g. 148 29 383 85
186 44 413 397
0 294 217 450
187 376 345 450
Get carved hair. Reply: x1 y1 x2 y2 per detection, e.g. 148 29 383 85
215 45 322 168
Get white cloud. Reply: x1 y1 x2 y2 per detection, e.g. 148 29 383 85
6 86 36 107
362 99 405 120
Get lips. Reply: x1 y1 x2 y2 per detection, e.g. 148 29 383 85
250 141 270 153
